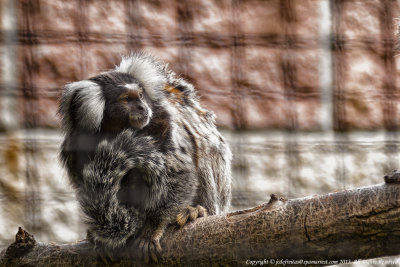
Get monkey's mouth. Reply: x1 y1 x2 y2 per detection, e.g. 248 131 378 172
129 114 150 129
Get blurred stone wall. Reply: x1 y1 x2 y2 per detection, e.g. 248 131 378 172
0 0 400 251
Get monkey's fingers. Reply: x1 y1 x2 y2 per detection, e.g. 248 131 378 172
176 205 208 227
95 247 115 265
188 206 199 221
133 237 159 263
153 238 162 253
176 211 189 226
196 205 208 218
149 239 161 263
139 239 150 263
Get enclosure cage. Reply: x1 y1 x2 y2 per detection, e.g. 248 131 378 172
0 2 399 263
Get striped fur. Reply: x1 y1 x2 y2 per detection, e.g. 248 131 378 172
59 52 232 259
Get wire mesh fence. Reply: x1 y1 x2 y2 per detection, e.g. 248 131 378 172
0 0 399 248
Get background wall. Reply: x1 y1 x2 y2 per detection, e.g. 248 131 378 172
0 1 400 261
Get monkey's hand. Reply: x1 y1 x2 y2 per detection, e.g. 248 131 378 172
131 205 208 263
133 221 167 263
176 205 208 227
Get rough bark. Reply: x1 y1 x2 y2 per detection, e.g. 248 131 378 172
1 173 400 266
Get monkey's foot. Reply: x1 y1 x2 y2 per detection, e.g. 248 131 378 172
87 230 118 263
133 226 163 263
176 205 208 227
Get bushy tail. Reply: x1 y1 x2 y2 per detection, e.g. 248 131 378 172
77 129 165 248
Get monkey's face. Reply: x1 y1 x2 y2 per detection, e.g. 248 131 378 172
102 84 152 132
85 72 153 133
119 85 152 129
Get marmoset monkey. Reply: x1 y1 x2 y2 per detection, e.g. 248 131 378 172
59 52 232 261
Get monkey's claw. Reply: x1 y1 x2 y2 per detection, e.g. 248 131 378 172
134 232 162 263
176 205 208 227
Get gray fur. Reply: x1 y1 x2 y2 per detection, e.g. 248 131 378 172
115 52 166 101
59 80 105 132
79 130 165 248
59 52 232 259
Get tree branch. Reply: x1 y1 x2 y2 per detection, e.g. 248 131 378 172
2 173 400 266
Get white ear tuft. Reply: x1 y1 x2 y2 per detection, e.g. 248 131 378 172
59 80 105 132
115 53 166 100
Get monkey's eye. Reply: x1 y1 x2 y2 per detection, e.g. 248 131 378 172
119 95 130 104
